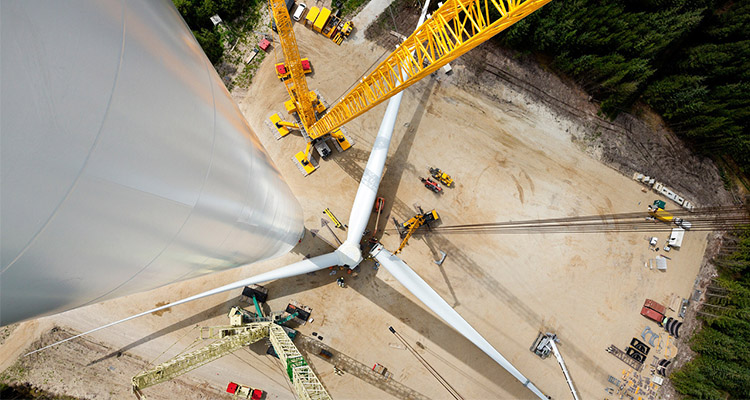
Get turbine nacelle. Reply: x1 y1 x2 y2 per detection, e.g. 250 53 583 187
334 242 364 269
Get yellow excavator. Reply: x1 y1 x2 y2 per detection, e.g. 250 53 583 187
394 208 439 254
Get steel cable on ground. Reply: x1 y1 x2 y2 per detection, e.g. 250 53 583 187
384 207 749 235
389 326 464 400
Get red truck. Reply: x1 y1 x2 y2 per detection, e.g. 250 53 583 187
640 306 665 323
226 382 264 400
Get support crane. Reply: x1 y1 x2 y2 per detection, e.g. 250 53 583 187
268 323 332 400
132 307 328 400
394 208 440 254
269 0 552 173
132 322 271 397
268 0 352 175
530 333 580 400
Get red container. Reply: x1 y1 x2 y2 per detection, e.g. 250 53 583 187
641 306 665 323
259 38 271 51
226 382 238 394
644 299 667 315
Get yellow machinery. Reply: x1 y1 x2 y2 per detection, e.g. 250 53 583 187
275 58 312 80
313 7 331 33
429 167 453 187
305 6 353 44
323 15 354 43
395 209 439 254
650 207 674 223
323 207 344 228
270 0 552 174
332 21 353 45
268 0 352 175
323 13 340 38
305 6 319 27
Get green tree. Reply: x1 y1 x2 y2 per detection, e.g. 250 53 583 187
193 28 223 63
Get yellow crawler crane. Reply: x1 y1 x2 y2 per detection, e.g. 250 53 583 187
272 0 552 174
268 0 352 175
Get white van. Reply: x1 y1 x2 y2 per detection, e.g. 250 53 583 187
293 3 306 21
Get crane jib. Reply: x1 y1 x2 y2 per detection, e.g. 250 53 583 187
307 0 553 138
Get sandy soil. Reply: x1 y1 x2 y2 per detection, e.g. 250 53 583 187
1 1 730 399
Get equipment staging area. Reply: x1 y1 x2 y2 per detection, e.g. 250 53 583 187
0 1 722 399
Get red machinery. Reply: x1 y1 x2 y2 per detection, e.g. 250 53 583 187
226 382 264 400
420 177 442 193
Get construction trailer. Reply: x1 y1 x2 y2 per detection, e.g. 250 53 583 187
305 6 319 26
313 7 331 32
669 227 685 248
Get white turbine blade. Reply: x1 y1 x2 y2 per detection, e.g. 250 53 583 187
344 0 432 247
370 244 548 399
344 98 401 245
25 252 340 356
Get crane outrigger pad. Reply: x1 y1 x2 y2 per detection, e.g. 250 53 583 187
330 128 353 152
293 151 317 175
268 113 293 139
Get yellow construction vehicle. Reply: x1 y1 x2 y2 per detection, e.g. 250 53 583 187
647 200 692 229
331 20 354 45
323 207 345 228
429 167 454 187
313 7 331 33
267 0 353 174
269 0 551 174
394 208 439 254
304 6 319 27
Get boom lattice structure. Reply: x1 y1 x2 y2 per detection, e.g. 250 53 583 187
307 0 552 139
132 322 271 392
269 324 332 400
270 0 317 128
132 321 331 400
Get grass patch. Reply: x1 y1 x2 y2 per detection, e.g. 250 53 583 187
341 0 372 19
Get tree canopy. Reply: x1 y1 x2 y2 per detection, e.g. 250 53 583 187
173 0 254 63
503 0 750 173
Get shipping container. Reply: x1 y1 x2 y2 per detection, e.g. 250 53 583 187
641 306 665 323
644 299 667 315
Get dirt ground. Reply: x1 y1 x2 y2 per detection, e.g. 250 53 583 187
1 0 734 399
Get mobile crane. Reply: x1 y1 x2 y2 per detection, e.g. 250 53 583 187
132 307 329 400
530 333 580 400
394 208 440 254
268 0 553 174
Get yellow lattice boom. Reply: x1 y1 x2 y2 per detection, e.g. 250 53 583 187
270 0 317 129
307 0 552 139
